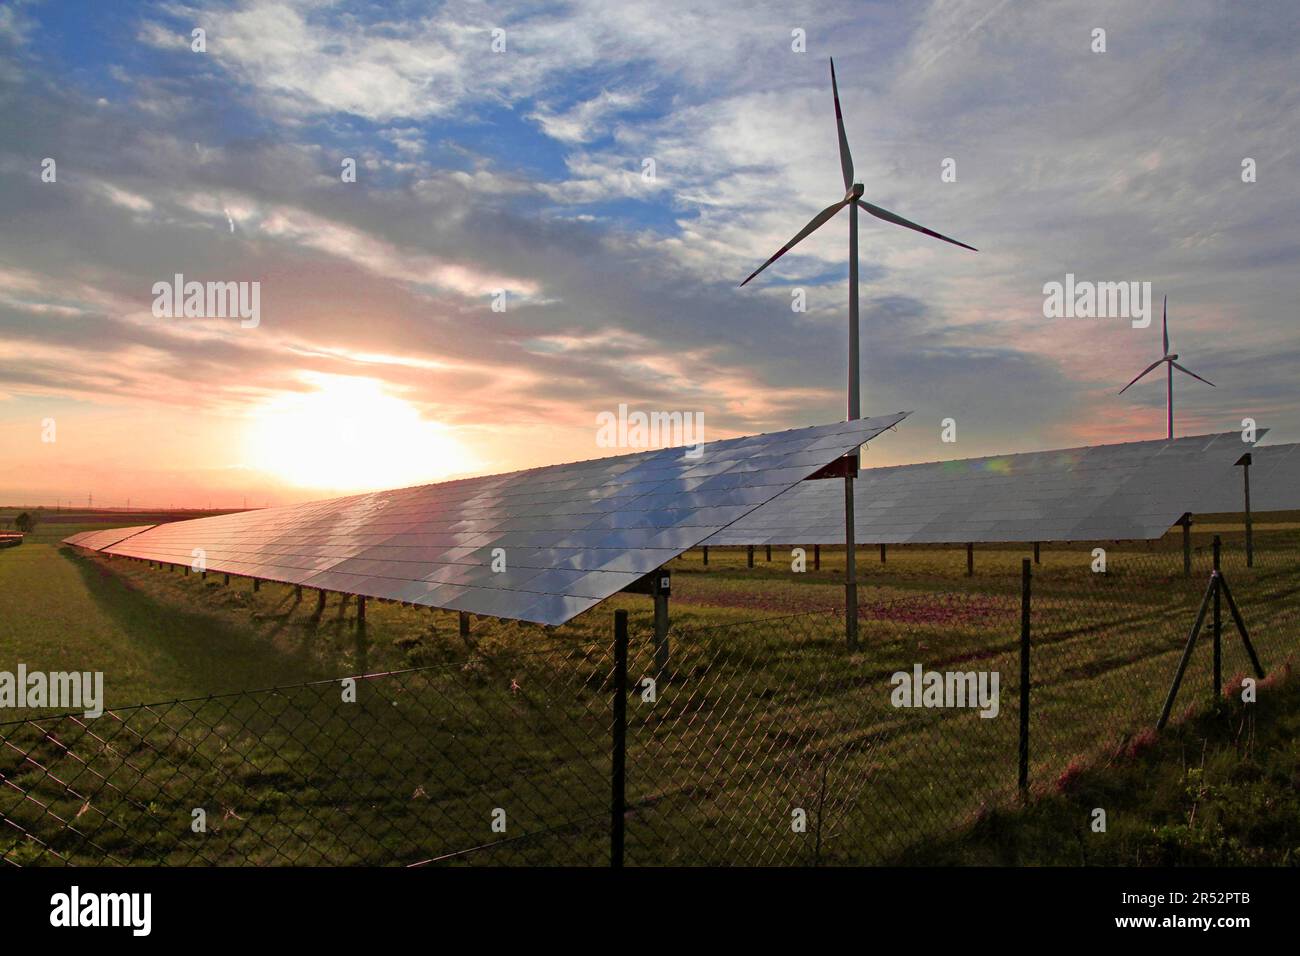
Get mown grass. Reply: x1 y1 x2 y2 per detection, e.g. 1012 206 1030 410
1 515 1297 865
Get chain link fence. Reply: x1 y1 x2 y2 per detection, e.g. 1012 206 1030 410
5 526 1298 866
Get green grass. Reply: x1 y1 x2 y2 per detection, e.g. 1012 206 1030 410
902 665 1300 865
1 515 1298 865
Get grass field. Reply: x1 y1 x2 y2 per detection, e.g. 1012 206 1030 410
1 513 1298 865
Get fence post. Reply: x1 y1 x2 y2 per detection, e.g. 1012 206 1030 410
1018 558 1031 797
1212 535 1222 700
611 609 628 868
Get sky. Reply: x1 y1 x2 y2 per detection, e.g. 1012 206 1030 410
1 0 1297 508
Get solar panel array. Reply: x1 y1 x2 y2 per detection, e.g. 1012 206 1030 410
67 414 906 625
1192 442 1300 514
61 525 156 551
706 431 1258 546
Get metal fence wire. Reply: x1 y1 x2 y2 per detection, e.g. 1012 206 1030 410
3 528 1298 866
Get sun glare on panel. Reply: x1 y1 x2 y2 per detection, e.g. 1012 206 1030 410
245 375 476 492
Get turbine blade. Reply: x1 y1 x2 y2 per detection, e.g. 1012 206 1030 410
1171 361 1215 387
856 200 977 251
1162 296 1169 354
739 199 849 286
1118 358 1165 394
830 58 853 192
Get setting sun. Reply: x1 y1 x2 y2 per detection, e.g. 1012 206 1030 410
243 374 478 492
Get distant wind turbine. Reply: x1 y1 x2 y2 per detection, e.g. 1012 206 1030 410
739 57 976 648
1119 296 1215 440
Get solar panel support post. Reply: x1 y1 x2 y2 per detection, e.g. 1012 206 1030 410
1212 536 1222 699
966 542 974 577
880 543 886 564
653 583 670 675
1033 542 1040 565
253 578 260 592
357 595 366 635
294 584 302 601
611 610 628 869
1018 559 1031 798
315 588 326 615
747 545 754 568
459 612 470 642
223 573 230 586
702 545 709 566
1180 514 1192 576
813 544 820 570
765 544 772 562
1241 455 1253 568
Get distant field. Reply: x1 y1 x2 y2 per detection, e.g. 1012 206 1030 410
1 513 1297 865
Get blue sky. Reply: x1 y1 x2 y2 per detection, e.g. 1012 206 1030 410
1 0 1297 506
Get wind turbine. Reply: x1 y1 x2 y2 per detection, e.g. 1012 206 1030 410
740 57 976 648
1118 296 1214 440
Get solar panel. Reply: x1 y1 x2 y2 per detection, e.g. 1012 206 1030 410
706 431 1259 546
61 525 156 550
87 414 907 625
1192 442 1300 513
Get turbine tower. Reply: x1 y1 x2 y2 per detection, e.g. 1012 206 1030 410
1119 296 1214 440
740 57 976 647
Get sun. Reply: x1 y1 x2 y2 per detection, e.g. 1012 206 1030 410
244 374 477 492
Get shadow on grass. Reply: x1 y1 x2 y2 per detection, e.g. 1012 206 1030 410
61 547 349 701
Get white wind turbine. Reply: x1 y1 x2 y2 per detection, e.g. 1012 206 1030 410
1119 296 1215 440
740 57 977 647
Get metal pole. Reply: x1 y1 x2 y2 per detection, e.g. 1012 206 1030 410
253 578 260 592
1157 575 1216 730
747 545 754 568
880 543 886 564
1181 514 1192 577
1212 536 1221 699
357 595 366 630
611 609 628 868
459 611 470 641
1033 542 1040 565
765 544 772 562
1166 361 1173 440
845 475 858 650
966 542 974 577
1018 559 1031 796
702 545 708 566
1243 458 1253 568
814 544 820 570
845 199 860 651
1217 574 1265 678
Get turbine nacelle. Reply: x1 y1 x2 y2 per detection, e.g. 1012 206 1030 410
738 58 976 289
